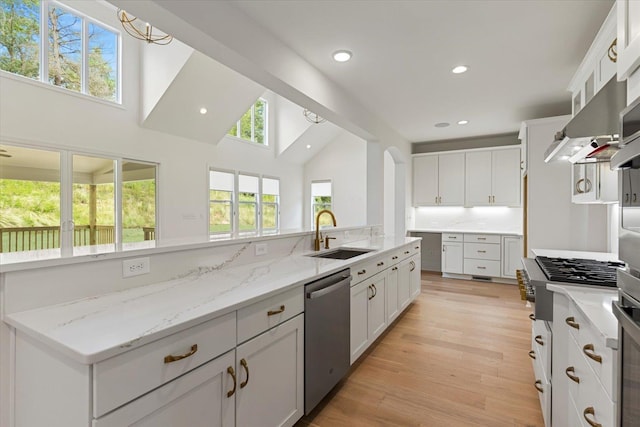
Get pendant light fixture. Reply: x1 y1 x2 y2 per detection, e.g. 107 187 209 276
117 9 173 45
303 108 326 124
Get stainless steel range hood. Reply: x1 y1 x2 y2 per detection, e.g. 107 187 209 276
544 77 627 163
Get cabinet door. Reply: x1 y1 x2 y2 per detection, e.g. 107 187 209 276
386 266 400 323
413 155 439 206
572 163 598 203
94 350 235 427
235 315 304 427
350 280 370 364
409 254 421 300
367 272 387 343
441 242 463 274
501 236 523 278
397 259 412 311
465 151 492 206
438 153 465 205
491 148 521 206
617 0 640 81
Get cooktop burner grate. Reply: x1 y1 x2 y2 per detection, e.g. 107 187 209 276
535 256 624 287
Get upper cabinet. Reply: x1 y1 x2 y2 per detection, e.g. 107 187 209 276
465 148 522 207
570 6 618 115
617 0 640 104
571 162 618 204
413 153 465 206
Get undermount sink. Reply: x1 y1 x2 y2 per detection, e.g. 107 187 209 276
308 248 374 260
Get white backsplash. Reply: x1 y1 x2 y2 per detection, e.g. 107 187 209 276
413 207 523 233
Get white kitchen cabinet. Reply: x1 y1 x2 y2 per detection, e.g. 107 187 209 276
235 314 304 427
617 0 640 84
409 254 421 300
397 258 412 311
386 265 400 323
571 161 618 204
350 271 387 363
368 272 387 343
413 153 465 206
94 350 236 427
465 148 521 207
441 241 463 275
501 236 523 279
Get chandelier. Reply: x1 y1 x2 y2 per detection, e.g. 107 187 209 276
303 108 326 124
117 9 173 45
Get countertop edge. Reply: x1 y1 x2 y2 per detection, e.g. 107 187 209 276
408 229 523 236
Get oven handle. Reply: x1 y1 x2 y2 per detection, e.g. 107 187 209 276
612 301 640 345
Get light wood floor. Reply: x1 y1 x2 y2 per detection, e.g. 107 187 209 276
296 272 544 427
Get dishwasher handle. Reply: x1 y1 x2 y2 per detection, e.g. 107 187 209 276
307 279 348 299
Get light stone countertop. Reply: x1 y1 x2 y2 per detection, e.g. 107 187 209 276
4 235 420 364
547 284 619 349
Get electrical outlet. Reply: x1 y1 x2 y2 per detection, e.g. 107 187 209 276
123 257 150 278
255 243 268 256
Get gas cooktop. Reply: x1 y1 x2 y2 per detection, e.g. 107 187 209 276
535 256 624 288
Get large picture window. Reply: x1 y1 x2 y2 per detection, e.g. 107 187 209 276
0 0 120 102
262 177 279 231
228 98 268 145
311 180 333 226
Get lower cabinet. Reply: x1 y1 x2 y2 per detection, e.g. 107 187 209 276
409 254 421 299
398 258 412 310
442 241 463 274
350 271 387 363
501 236 523 278
386 265 400 323
235 314 304 427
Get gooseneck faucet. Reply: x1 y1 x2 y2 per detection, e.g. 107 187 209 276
314 209 337 251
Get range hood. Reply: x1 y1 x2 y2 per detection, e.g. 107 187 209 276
544 77 627 163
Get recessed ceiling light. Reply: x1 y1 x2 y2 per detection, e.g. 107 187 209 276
452 65 468 74
434 122 450 128
457 120 469 125
199 107 207 115
572 145 582 152
306 144 312 149
333 50 352 62
560 155 570 161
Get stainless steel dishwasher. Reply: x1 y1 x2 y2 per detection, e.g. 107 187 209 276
304 268 351 414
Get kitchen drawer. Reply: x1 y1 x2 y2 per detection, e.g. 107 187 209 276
352 256 386 285
532 319 551 380
463 242 500 260
575 315 617 401
442 233 463 242
463 233 501 244
463 258 501 277
532 349 551 427
237 286 304 344
562 302 586 344
93 311 236 418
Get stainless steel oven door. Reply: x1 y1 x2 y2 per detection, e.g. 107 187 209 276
613 287 640 426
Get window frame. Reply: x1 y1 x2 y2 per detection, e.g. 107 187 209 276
227 97 268 146
0 0 122 103
237 172 260 235
261 176 280 232
311 180 333 226
208 168 235 236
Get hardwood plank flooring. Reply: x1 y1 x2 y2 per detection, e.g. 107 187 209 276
296 272 543 427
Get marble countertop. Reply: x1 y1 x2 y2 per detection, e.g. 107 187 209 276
532 248 620 262
4 235 419 364
408 228 522 236
547 284 619 349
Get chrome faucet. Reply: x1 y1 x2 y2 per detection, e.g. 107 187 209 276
314 209 337 251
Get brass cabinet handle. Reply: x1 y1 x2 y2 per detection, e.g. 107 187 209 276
565 316 580 329
435 196 438 204
488 195 491 203
240 358 249 388
528 350 536 360
227 366 237 397
368 285 374 300
584 178 592 193
477 250 486 253
377 261 384 267
565 366 580 384
583 344 602 363
357 269 366 275
164 344 198 364
534 335 544 346
477 266 487 270
439 196 442 204
608 38 617 63
449 236 457 239
529 313 535 321
372 284 377 298
267 305 285 316
534 380 544 393
576 178 585 194
410 261 416 272
583 407 602 427
477 237 486 241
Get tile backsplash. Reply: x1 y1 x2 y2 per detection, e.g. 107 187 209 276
413 207 523 233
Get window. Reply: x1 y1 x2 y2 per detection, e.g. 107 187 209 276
209 169 279 236
0 0 120 102
227 98 267 145
311 180 332 226
0 143 157 255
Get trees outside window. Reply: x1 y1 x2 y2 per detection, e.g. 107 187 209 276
1 0 119 102
228 98 268 145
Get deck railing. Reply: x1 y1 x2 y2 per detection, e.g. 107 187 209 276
0 226 156 253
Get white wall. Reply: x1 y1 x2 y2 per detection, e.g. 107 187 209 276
303 132 367 228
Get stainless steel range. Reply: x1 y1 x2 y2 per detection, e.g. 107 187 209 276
520 256 623 321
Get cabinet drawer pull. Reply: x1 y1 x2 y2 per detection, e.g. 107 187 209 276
477 237 486 241
565 316 580 329
583 407 602 427
240 358 249 388
534 335 544 346
227 366 237 397
583 344 602 363
415 246 420 250
372 284 377 298
529 313 535 321
164 344 198 364
576 178 585 194
368 285 374 300
392 256 398 260
528 350 536 360
477 266 487 270
410 261 416 272
404 250 410 254
477 250 486 253
534 380 544 393
377 262 384 267
267 305 285 316
488 195 491 203
358 269 366 275
449 236 457 239
565 366 580 383
392 266 398 271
